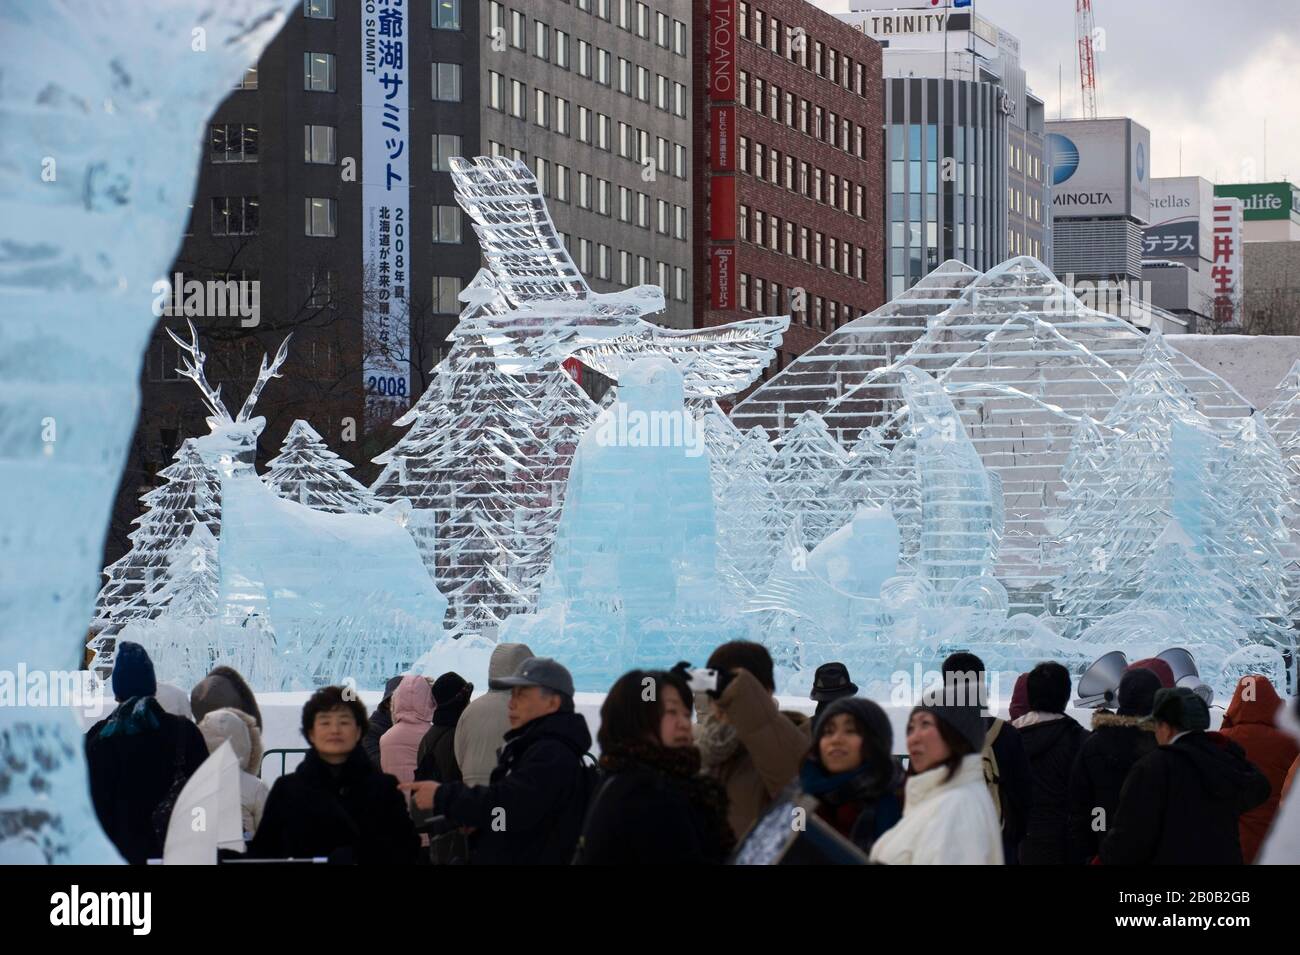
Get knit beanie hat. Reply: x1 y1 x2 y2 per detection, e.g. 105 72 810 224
1117 667 1162 717
111 641 157 702
1149 686 1211 732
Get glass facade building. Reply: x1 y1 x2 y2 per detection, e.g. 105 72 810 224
884 77 1006 298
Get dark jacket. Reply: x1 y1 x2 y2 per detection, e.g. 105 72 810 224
434 710 592 865
85 697 211 865
414 724 461 783
1100 731 1272 865
803 759 903 856
575 746 733 865
248 747 419 864
362 676 404 768
1068 711 1157 861
988 716 1033 864
1017 715 1089 865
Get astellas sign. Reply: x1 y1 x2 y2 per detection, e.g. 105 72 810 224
709 0 736 102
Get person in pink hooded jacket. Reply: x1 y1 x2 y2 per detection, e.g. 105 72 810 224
380 675 434 784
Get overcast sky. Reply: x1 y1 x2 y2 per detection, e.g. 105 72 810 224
814 0 1299 185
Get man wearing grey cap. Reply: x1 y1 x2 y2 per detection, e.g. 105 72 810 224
400 657 593 865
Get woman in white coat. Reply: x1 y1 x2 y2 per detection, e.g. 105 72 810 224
870 703 1004 865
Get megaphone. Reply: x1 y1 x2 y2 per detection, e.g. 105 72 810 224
1156 647 1214 706
1074 650 1128 708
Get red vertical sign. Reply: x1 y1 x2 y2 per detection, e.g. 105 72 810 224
711 247 736 310
711 176 736 241
709 0 736 103
712 105 736 172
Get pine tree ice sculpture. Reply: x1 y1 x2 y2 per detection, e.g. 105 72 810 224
771 410 848 550
264 419 380 514
152 522 220 619
1264 359 1300 621
715 425 786 603
1210 415 1290 627
91 438 222 643
1064 329 1215 627
371 337 597 635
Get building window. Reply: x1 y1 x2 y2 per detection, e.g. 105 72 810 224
673 82 686 117
210 123 258 163
674 144 686 178
434 275 462 314
597 178 611 215
673 19 687 56
656 11 669 47
235 65 258 90
534 156 548 194
555 164 570 201
211 196 258 236
304 0 334 19
510 79 526 118
432 133 461 171
578 171 591 208
510 10 525 49
434 205 462 243
433 63 462 101
307 269 337 308
304 52 336 92
535 89 549 127
597 49 611 85
304 197 336 237
488 71 504 110
304 124 336 164
554 97 570 135
534 21 550 59
578 106 591 142
578 39 591 77
674 267 686 301
433 0 461 29
555 30 570 68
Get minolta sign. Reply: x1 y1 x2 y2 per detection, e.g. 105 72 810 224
1045 117 1151 222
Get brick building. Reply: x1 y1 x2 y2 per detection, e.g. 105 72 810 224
693 0 886 377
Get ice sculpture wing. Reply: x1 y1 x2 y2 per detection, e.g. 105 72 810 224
567 315 790 400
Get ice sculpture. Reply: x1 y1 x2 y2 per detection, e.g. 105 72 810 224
714 426 786 604
733 257 1253 617
747 364 1084 694
264 419 381 514
93 438 222 637
443 157 788 397
371 157 788 635
770 411 849 550
1264 360 1300 618
371 336 598 635
500 357 735 687
99 325 447 690
897 366 1002 594
0 0 291 862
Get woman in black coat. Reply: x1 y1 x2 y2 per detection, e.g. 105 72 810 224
249 686 419 865
573 668 734 865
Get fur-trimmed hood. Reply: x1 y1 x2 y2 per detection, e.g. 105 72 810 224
1091 711 1154 731
198 706 264 775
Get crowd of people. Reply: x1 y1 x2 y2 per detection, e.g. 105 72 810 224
83 638 1300 865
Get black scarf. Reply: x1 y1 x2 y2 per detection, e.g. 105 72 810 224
601 739 736 858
